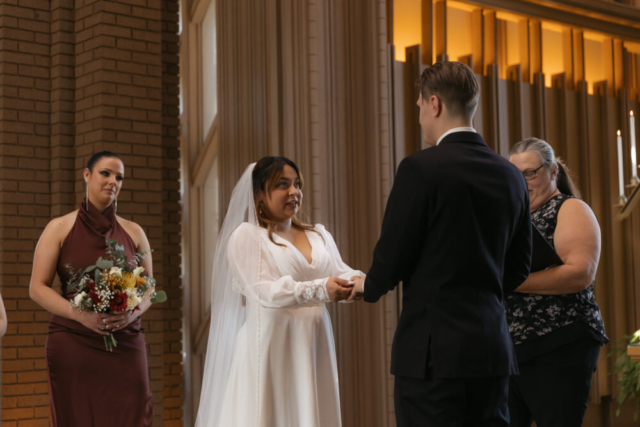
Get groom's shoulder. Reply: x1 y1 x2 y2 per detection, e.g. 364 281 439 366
406 145 449 167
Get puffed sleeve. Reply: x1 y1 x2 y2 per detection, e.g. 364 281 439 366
227 223 331 308
315 224 365 280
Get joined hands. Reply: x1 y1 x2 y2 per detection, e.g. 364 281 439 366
326 276 365 302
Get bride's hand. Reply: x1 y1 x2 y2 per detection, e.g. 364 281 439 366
326 278 354 302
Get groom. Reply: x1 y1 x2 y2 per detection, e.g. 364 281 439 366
350 62 532 426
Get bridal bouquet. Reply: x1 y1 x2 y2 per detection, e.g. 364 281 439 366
65 238 167 351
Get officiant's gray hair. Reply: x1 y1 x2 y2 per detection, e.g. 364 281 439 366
417 61 479 118
510 137 581 198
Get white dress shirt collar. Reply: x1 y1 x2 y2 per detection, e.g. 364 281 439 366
436 127 476 146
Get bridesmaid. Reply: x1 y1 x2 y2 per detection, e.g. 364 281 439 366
29 151 154 427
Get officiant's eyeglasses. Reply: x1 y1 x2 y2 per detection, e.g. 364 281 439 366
522 164 545 180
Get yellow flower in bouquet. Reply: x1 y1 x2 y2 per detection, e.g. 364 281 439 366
122 272 137 290
104 269 123 290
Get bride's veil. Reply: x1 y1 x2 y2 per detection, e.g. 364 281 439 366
195 163 259 427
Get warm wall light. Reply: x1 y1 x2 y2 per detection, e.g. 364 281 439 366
541 25 564 87
446 6 472 62
584 34 605 95
394 0 422 62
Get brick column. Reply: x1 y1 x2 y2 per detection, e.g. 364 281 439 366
160 0 183 424
0 0 54 424
0 0 182 425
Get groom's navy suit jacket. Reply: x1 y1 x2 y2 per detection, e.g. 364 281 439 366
364 131 532 380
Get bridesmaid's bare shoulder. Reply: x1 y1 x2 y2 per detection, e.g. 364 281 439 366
115 216 147 248
42 210 79 247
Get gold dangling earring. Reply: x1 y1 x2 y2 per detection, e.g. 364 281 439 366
114 197 117 214
259 202 263 215
85 180 90 211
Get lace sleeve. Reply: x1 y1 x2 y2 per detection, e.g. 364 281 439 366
293 279 330 306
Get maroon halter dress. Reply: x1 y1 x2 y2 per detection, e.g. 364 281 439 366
45 199 153 426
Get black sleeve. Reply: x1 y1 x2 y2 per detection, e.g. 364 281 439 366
364 156 429 303
503 187 532 295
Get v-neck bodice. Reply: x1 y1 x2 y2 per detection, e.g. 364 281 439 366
272 230 315 266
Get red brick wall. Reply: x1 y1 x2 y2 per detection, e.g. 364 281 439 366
0 1 182 425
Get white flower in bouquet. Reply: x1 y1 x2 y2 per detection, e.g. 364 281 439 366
73 292 87 307
126 288 142 311
109 266 123 278
132 266 145 279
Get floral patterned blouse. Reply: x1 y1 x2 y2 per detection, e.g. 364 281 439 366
505 193 607 346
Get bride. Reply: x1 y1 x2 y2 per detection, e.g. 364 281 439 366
195 156 364 427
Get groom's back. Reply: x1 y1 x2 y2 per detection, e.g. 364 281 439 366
391 131 531 379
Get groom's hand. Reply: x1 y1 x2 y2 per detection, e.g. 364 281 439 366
347 276 365 302
327 277 354 302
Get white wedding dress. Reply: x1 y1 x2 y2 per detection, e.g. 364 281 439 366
217 222 363 427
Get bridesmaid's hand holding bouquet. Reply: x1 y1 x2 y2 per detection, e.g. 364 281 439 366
65 238 167 351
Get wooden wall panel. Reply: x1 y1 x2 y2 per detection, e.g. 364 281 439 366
586 90 612 399
544 85 561 154
496 78 510 156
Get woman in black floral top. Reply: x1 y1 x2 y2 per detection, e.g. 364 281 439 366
506 138 607 427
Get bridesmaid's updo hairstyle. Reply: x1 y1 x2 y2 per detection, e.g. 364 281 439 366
510 137 581 198
252 156 318 246
86 151 122 172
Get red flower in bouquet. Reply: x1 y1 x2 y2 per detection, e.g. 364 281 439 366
88 282 101 305
109 292 128 312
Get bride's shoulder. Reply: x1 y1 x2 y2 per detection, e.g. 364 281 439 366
312 223 332 240
230 222 264 241
313 223 326 232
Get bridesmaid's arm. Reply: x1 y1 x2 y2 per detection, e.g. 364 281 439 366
0 293 7 338
132 222 153 315
29 216 110 335
110 221 153 332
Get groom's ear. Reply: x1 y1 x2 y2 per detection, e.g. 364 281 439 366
430 95 443 118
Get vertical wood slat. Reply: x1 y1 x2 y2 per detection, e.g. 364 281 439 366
529 20 542 80
472 73 485 138
508 64 525 144
434 0 447 62
471 9 484 75
603 38 625 98
576 81 592 202
483 11 497 74
562 29 585 91
497 19 508 80
483 64 499 152
422 0 433 66
551 74 568 162
405 45 424 155
532 72 546 139
518 19 530 83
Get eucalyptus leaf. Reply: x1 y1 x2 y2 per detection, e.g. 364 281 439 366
151 290 167 304
96 259 114 269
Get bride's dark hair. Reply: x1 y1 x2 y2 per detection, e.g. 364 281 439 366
252 156 318 246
